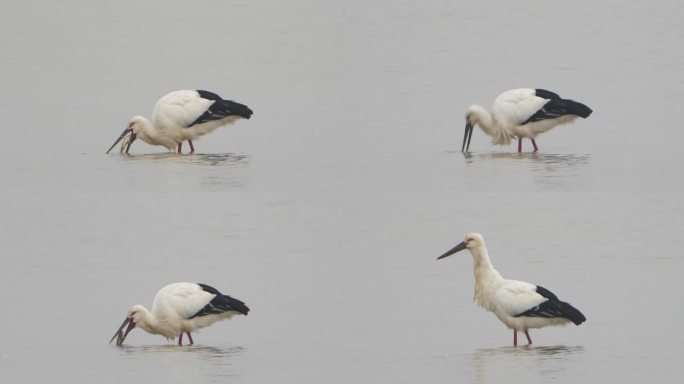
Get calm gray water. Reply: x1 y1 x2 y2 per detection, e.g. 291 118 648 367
1 0 683 382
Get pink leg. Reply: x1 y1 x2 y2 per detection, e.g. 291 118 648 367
524 330 533 345
177 143 183 154
178 333 183 346
513 330 518 347
187 332 194 345
189 141 195 154
517 138 522 153
531 139 539 152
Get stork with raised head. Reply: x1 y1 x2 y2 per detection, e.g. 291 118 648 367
437 233 586 346
462 89 592 153
109 282 250 346
106 90 253 154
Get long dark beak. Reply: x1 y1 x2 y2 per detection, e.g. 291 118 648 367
109 317 135 345
437 241 467 260
106 128 132 154
462 123 474 152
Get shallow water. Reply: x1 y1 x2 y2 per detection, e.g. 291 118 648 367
1 0 684 383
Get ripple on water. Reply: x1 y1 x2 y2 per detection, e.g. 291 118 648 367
115 345 248 381
457 151 592 191
111 152 251 191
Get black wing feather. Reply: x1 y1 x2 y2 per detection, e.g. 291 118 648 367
188 90 253 127
189 283 250 318
515 285 586 325
534 89 561 100
196 90 223 101
522 89 592 124
198 283 221 295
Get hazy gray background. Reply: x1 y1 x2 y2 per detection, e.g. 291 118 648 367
1 0 683 382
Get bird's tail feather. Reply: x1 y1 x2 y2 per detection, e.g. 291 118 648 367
189 100 254 127
558 301 586 325
189 294 250 318
219 294 250 316
561 99 592 119
220 100 253 119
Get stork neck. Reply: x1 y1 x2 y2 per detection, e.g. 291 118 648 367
469 105 495 136
135 117 156 143
468 105 513 145
134 306 158 334
471 245 497 275
470 245 504 308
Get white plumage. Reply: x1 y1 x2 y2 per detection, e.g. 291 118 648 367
462 88 592 153
438 233 586 346
106 90 253 154
109 282 249 346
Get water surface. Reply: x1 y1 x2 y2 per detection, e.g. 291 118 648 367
1 1 683 383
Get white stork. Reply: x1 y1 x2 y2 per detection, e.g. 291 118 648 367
437 233 586 346
463 88 592 152
109 282 249 346
106 90 253 154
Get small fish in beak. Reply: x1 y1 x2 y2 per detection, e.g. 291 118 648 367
120 132 136 154
109 317 136 346
106 128 132 154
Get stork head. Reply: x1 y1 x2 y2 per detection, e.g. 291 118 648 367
437 232 484 260
465 106 481 126
127 304 147 324
463 105 490 152
108 304 145 346
105 116 146 154
127 116 147 134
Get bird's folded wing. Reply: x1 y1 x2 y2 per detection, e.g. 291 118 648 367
155 91 214 129
154 284 214 320
494 280 547 317
492 89 549 126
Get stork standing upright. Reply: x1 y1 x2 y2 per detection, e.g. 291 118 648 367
109 282 249 346
106 90 253 154
462 89 592 153
437 233 586 346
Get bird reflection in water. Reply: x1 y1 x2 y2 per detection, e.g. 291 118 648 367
117 344 247 357
116 153 250 189
474 345 585 384
460 152 591 189
116 345 247 379
118 152 248 166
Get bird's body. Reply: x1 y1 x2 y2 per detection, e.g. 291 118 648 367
106 90 253 154
438 233 585 346
462 88 592 152
110 282 249 346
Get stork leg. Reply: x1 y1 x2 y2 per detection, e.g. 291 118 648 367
524 330 533 345
513 330 518 347
517 138 522 153
188 140 195 154
186 332 194 345
531 139 539 152
177 143 183 154
178 333 184 346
